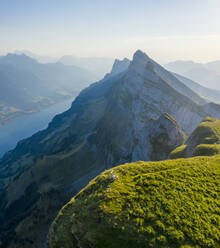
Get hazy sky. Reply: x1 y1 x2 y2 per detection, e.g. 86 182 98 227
1 0 220 62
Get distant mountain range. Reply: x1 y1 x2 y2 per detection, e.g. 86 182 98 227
14 50 220 89
1 50 220 248
14 50 115 79
14 50 58 64
173 73 220 103
165 60 220 90
0 53 96 125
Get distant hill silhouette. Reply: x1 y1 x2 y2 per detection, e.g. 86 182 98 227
0 53 96 125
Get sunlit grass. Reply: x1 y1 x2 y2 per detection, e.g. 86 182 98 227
170 117 220 158
49 156 220 248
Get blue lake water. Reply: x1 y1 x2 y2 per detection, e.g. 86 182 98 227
0 98 74 158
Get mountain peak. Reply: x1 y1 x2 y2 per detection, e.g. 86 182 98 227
128 50 151 74
133 50 150 62
125 50 153 78
1 48 219 248
1 53 38 65
110 57 130 76
102 57 130 80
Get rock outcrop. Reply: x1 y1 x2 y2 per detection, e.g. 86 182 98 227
1 50 220 248
149 113 185 161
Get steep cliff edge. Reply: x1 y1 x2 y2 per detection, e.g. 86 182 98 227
49 118 220 248
1 50 220 248
149 113 186 161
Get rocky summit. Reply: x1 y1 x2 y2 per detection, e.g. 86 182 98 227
1 50 220 248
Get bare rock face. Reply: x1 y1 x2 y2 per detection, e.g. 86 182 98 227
1 50 220 248
109 58 131 76
93 50 205 166
203 102 220 119
149 113 185 161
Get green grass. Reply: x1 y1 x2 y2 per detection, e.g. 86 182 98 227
190 117 220 145
49 156 220 248
170 117 220 158
193 144 220 157
170 145 187 159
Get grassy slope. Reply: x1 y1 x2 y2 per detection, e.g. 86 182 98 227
49 156 220 248
170 117 220 158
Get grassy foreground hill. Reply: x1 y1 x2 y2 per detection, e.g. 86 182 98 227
49 156 220 248
3 50 220 248
170 117 220 158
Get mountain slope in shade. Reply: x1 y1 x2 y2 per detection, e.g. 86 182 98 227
1 50 220 248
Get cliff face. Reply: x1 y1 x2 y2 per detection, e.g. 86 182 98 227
149 113 186 161
49 118 220 248
0 50 220 248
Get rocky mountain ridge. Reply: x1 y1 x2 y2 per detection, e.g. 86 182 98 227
1 50 220 247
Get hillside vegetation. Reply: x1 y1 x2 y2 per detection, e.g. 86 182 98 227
49 156 220 248
170 117 220 158
2 50 220 248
